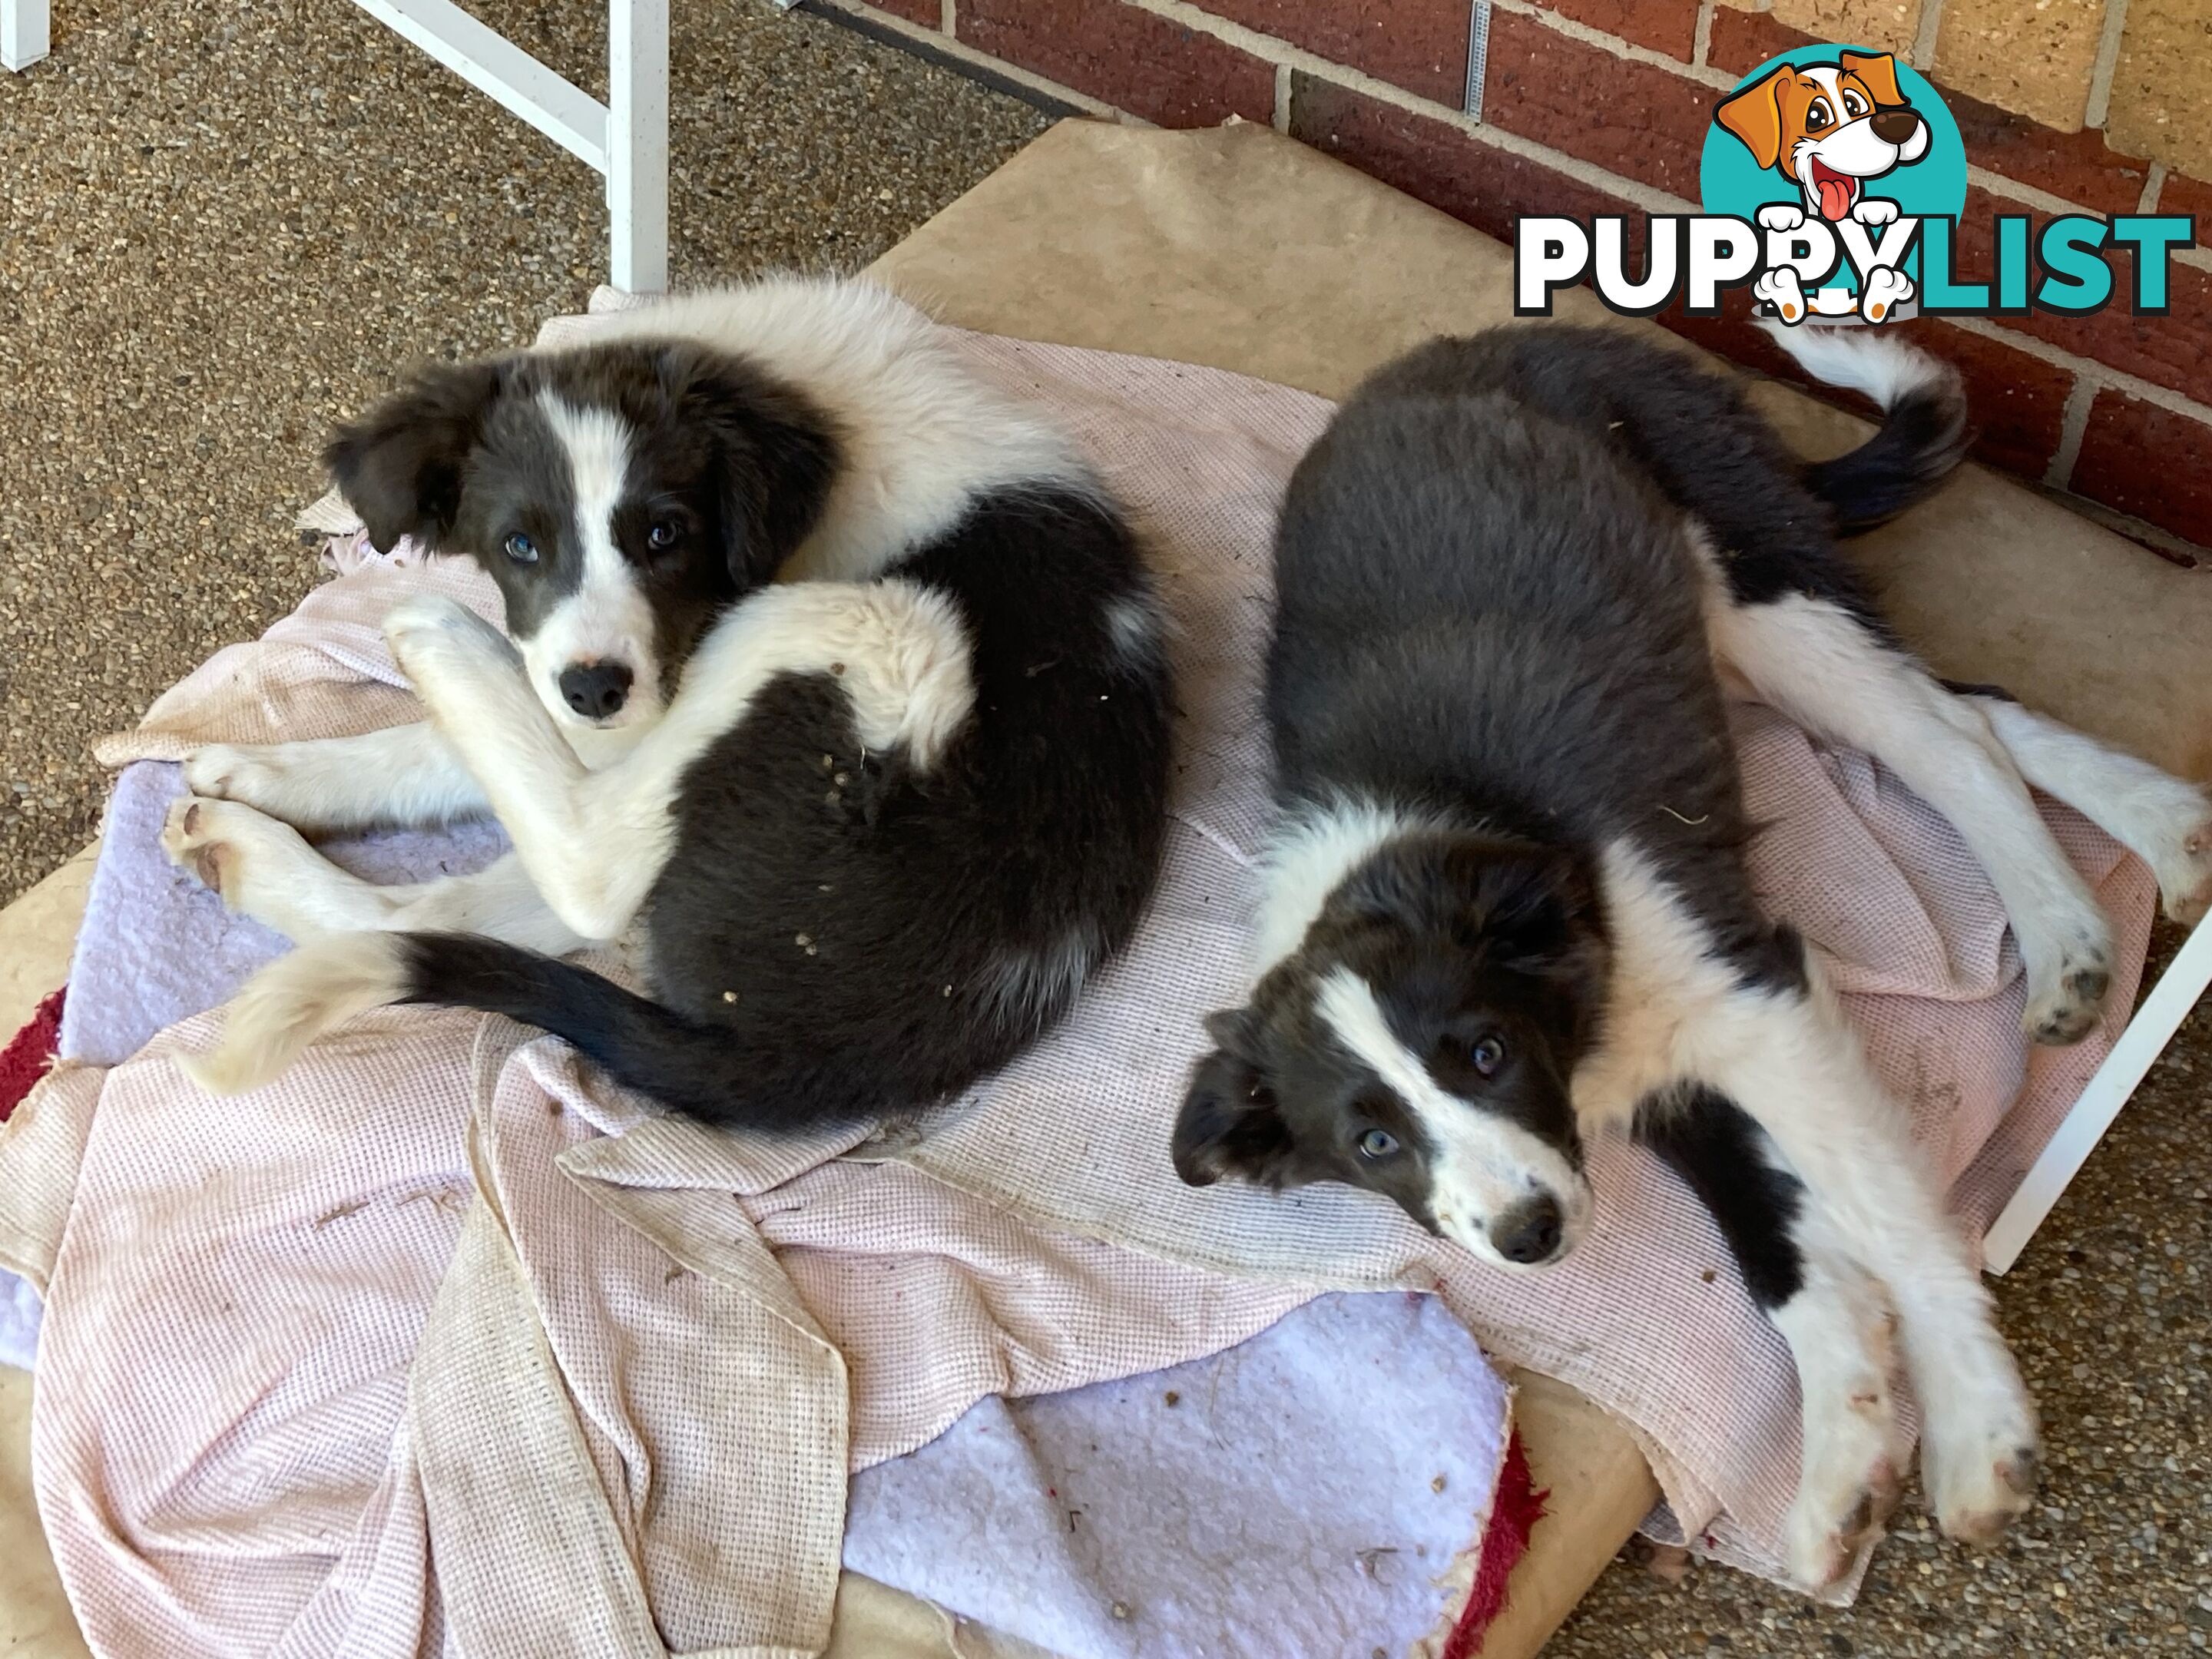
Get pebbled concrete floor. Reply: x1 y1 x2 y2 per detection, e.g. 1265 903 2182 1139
0 4 2206 1656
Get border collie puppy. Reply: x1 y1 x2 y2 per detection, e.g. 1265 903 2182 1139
1171 323 2212 1589
166 278 1172 1131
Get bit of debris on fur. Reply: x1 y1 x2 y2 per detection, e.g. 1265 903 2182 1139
830 661 846 676
796 934 813 947
818 883 833 893
1658 804 1710 825
942 983 953 996
1163 1390 1180 1406
833 771 850 786
1110 1603 1131 1622
723 990 738 1003
1431 1474 1447 1494
820 754 835 771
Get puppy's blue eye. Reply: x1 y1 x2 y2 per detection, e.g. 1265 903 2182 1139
1471 1037 1505 1076
1358 1128 1398 1159
504 533 538 565
647 521 679 552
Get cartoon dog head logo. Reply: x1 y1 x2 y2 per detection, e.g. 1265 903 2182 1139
1714 51 1929 224
1700 46 1966 325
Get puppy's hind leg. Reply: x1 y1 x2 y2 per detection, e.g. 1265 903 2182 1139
1637 1083 1909 1592
1709 593 2114 1045
165 796 588 955
1963 694 2212 926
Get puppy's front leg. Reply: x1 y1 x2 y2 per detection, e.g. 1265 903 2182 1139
1638 1084 1910 1593
1694 974 2040 1555
184 724 488 833
383 595 667 942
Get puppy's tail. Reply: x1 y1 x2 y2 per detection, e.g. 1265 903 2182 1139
1759 322 1969 535
184 932 882 1131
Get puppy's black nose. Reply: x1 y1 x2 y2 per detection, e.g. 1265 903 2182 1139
1870 107 1922 145
1492 1194 1565 1265
558 661 633 719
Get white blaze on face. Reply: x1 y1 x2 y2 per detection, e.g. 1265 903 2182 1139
526 393 663 727
1314 967 1588 1266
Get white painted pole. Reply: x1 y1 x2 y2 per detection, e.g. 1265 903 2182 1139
608 0 670 293
1 0 51 72
1982 917 2212 1274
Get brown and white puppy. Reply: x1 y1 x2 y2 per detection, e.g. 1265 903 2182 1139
1715 50 1930 225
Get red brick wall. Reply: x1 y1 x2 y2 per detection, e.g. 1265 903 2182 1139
834 0 2212 563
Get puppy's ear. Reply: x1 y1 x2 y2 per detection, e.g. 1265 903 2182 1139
1839 51 1905 107
1465 845 1606 973
323 361 502 555
1714 66 1789 171
1171 1008 1296 1189
664 346 843 588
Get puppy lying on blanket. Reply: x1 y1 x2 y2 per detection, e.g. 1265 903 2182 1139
167 278 1172 1129
1172 323 2212 1590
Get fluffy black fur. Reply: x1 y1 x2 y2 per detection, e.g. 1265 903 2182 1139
330 349 1172 1131
1636 1083 1806 1307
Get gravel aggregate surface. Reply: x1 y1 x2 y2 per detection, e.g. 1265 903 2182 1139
2 6 2207 1655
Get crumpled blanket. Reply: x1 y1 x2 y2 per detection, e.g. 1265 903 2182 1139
21 748 1518 1659
0 311 2156 1656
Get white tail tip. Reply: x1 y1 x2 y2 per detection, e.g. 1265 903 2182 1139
1755 320 1958 412
182 935 409 1096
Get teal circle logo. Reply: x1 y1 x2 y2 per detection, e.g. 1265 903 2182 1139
1700 47 1967 316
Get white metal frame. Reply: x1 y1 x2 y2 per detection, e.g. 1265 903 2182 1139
1 0 48 72
2 0 668 291
1982 918 2212 1273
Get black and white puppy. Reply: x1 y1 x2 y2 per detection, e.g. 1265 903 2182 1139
1172 323 2212 1588
167 278 1172 1131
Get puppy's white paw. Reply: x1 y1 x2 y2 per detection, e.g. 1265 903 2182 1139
383 595 518 702
1757 204 1807 232
1859 267 1915 323
1852 197 1902 227
1786 1382 1908 1591
1922 1389 2040 1548
1754 267 1810 324
162 795 342 940
2021 914 2114 1045
2144 797 2212 926
183 743 296 816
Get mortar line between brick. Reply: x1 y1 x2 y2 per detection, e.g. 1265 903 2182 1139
2046 376 2097 488
1114 0 1704 210
1691 0 1714 71
2085 0 2129 131
1968 164 2106 220
941 0 953 37
807 0 1128 120
1943 313 2212 424
1485 0 1731 84
2138 162 2165 215
1272 61 1292 134
1909 0 1945 72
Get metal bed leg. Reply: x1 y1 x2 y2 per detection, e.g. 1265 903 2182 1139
2 0 51 71
608 0 669 293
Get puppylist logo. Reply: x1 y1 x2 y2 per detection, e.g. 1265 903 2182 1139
1515 45 2195 325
